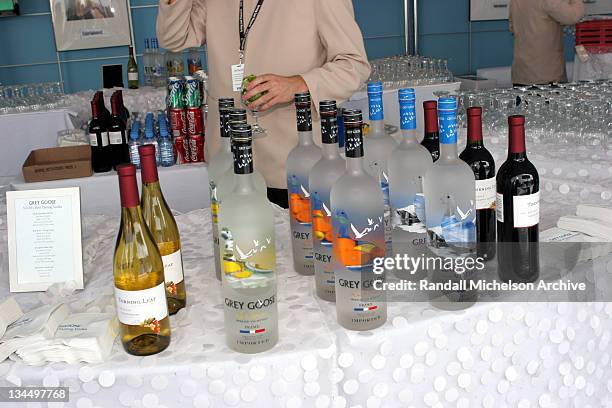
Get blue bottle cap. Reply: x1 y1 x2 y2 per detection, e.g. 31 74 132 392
438 97 457 113
367 82 383 94
144 129 154 139
398 88 416 103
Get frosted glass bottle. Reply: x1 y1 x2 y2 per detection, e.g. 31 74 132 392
388 89 433 259
209 98 235 280
286 92 321 276
331 110 387 331
422 98 477 309
218 124 278 353
309 100 345 302
364 82 397 255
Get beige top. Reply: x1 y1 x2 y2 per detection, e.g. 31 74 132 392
510 0 584 85
156 0 370 188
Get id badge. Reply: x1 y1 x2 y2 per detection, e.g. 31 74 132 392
231 63 245 92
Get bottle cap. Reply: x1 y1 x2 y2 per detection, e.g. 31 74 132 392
117 164 139 208
398 88 416 102
343 109 363 124
467 107 483 142
508 115 525 126
438 97 457 113
294 92 311 105
144 129 154 139
138 145 159 183
219 98 235 109
230 123 252 141
319 100 337 115
467 107 482 117
229 108 248 124
367 82 383 94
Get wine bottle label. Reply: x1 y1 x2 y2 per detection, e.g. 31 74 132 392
513 192 540 228
109 131 123 145
90 132 109 147
114 283 168 326
162 250 184 290
496 193 504 222
475 178 496 210
128 73 138 81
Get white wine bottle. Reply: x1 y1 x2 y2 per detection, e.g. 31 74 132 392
139 145 186 315
309 100 345 301
331 110 387 331
210 98 236 281
287 92 321 276
113 164 171 356
388 89 433 258
218 124 278 353
364 82 398 255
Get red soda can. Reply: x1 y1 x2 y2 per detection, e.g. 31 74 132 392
186 107 203 136
189 134 205 163
174 135 190 164
169 108 187 137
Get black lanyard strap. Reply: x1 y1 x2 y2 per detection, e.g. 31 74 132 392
239 0 264 55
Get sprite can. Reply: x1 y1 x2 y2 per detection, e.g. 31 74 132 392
184 76 201 108
167 77 184 109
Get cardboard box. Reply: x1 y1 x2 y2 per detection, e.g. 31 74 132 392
22 146 92 183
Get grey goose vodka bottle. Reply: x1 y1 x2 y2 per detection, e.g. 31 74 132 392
364 82 398 255
286 92 322 276
218 124 278 353
309 100 346 302
422 98 477 307
331 110 387 331
389 88 434 261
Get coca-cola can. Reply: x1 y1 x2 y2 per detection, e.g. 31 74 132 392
174 135 190 164
168 108 187 137
189 134 205 163
186 107 203 136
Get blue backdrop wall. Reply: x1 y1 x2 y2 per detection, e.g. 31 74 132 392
0 0 576 93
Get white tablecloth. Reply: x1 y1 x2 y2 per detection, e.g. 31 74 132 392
9 163 210 216
572 52 612 82
0 133 612 407
477 63 575 88
0 110 76 177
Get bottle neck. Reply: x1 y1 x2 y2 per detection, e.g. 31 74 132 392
346 157 366 176
368 92 384 122
220 137 231 153
439 112 458 163
232 173 257 195
467 114 483 147
141 154 159 182
296 105 312 132
298 130 315 146
424 108 439 134
440 142 459 163
142 180 163 201
321 143 340 159
399 129 418 146
111 101 120 117
508 124 527 160
369 120 385 136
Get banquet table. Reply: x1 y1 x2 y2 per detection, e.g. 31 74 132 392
9 163 210 216
0 134 612 408
0 110 76 177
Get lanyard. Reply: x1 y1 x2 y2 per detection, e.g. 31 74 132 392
239 0 264 62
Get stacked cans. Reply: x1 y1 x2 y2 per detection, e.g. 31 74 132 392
167 76 205 163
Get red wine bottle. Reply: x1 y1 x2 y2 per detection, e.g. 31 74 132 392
496 115 539 282
459 107 496 261
109 94 131 169
421 100 440 162
89 100 112 173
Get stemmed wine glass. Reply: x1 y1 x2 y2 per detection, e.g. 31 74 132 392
241 75 266 137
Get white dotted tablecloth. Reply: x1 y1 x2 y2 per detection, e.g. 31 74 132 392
0 136 612 408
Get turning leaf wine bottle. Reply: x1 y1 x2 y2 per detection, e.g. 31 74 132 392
287 92 322 276
218 124 278 353
422 98 477 307
422 100 440 162
496 115 540 283
209 97 236 280
113 164 171 356
459 107 496 261
309 100 345 302
139 145 187 315
331 109 387 331
364 82 398 255
388 89 433 258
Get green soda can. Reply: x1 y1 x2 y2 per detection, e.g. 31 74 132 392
184 76 202 108
167 77 185 109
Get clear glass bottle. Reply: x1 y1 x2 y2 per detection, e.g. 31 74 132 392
331 109 387 331
139 145 187 315
388 89 433 258
128 121 142 169
158 115 175 168
218 124 278 353
209 98 236 281
113 164 171 356
287 92 322 276
364 82 398 255
309 100 345 302
422 98 477 308
143 39 152 87
152 39 167 88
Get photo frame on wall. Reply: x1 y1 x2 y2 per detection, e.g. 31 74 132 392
49 0 131 51
470 0 509 21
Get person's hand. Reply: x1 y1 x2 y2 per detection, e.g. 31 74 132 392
242 74 308 112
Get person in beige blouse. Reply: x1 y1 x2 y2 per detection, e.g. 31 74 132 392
156 0 370 207
510 0 585 85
